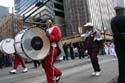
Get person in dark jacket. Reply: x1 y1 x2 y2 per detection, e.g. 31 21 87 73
69 43 75 60
77 43 85 59
82 22 103 76
111 6 125 83
0 51 3 68
33 60 40 68
63 43 68 60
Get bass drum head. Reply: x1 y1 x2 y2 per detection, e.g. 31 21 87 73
0 38 15 54
21 28 50 60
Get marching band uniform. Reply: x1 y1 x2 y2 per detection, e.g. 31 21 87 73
82 22 103 76
10 53 28 74
42 25 62 83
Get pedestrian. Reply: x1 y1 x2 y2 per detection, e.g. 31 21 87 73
4 54 13 67
109 42 116 57
104 42 109 55
77 43 85 59
0 51 3 68
63 43 68 60
82 22 103 76
33 60 40 68
111 4 125 83
9 52 28 74
41 18 62 83
69 43 75 60
73 46 78 57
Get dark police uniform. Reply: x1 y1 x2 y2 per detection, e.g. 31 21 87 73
111 15 125 83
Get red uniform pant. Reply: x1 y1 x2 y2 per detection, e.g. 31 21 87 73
42 47 62 83
13 55 26 69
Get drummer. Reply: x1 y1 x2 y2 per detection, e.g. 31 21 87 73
9 52 28 74
41 18 62 83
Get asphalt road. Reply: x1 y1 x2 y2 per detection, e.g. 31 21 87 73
0 55 118 83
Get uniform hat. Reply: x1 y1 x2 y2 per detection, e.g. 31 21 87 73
114 0 125 10
84 22 93 27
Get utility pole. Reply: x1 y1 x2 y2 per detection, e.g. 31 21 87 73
98 0 106 41
12 7 15 37
76 0 82 34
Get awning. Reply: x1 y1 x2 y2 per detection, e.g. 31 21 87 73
62 34 113 44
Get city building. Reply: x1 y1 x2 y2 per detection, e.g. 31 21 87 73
87 0 116 33
0 6 9 25
63 0 89 37
14 0 116 43
0 14 33 40
63 0 116 43
14 0 65 36
0 6 9 19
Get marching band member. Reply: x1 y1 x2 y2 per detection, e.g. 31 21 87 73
41 18 62 83
9 52 28 74
82 22 103 76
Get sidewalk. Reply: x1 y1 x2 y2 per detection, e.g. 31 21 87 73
108 77 117 83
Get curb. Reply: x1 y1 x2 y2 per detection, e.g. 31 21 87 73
108 77 117 83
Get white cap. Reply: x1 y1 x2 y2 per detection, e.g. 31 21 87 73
84 22 93 27
114 0 125 9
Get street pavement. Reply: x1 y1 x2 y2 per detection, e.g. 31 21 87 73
0 55 118 83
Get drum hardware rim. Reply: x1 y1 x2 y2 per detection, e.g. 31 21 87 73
1 38 15 54
14 27 51 60
21 28 44 60
14 29 31 59
20 29 32 59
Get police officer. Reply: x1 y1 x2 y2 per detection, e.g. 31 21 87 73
111 4 125 83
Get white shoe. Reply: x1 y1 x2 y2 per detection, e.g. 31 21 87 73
95 72 101 76
56 76 61 83
92 72 96 76
9 69 16 74
23 68 28 73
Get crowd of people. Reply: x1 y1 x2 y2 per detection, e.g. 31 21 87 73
62 41 116 60
0 40 117 69
104 41 117 57
0 52 14 69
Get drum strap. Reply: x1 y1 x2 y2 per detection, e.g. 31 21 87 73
51 42 57 47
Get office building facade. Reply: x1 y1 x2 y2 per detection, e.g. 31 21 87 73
14 0 65 36
63 0 116 37
87 0 116 33
0 6 9 29
0 6 9 23
63 0 89 36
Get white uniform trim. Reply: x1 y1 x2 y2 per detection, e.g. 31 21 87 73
47 26 57 47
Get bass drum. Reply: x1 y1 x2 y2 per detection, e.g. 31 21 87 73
0 38 15 54
14 28 50 60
